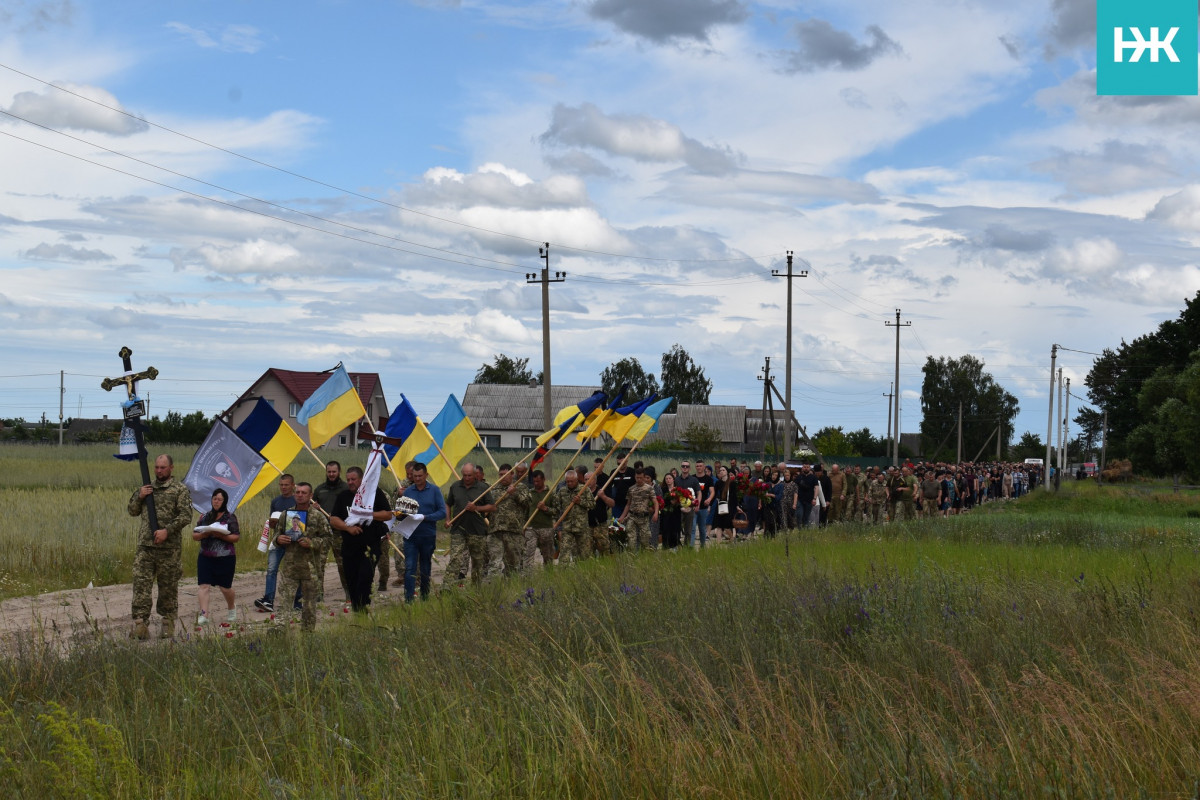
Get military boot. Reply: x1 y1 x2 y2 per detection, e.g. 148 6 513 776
130 619 149 640
160 616 176 639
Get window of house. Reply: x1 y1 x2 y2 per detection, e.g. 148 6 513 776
265 399 274 409
288 402 300 418
338 434 348 447
481 435 501 449
520 435 537 449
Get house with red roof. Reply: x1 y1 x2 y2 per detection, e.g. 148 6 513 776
224 368 388 449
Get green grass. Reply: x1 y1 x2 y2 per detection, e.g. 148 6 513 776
5 450 1200 796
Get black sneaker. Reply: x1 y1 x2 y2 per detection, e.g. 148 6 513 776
254 598 273 613
292 602 302 611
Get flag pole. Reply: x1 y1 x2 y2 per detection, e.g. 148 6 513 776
476 435 501 474
552 435 625 527
446 424 572 527
522 435 591 529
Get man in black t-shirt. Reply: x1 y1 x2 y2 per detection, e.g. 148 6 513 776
331 466 392 612
609 458 636 519
587 457 611 554
794 464 820 528
691 459 715 547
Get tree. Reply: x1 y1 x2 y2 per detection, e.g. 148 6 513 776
845 427 888 457
680 421 722 453
600 357 658 401
1122 354 1200 478
813 425 858 457
474 354 539 385
919 355 1019 461
145 411 212 444
1086 291 1200 458
1072 407 1104 457
1011 430 1043 462
660 344 712 413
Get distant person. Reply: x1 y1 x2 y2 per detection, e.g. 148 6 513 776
312 460 349 603
619 468 658 551
331 466 392 613
526 470 558 570
274 482 333 632
128 454 194 640
491 464 531 577
254 474 298 614
192 488 240 626
445 462 496 585
402 462 447 601
555 469 595 563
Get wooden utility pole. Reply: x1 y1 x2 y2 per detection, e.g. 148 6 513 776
1045 345 1057 490
772 252 807 459
885 309 911 467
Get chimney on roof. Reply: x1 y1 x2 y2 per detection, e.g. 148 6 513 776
528 378 537 388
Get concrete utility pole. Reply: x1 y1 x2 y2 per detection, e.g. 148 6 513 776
1099 409 1108 482
1054 368 1063 490
1045 344 1057 490
884 383 893 450
772 251 807 459
58 369 64 446
758 356 779 456
527 243 565 431
885 309 911 467
1062 377 1071 476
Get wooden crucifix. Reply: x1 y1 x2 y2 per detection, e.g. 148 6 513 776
101 347 160 532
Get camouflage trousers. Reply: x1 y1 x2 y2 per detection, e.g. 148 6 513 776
495 530 523 576
276 552 321 632
627 515 653 551
829 496 845 523
442 531 469 586
868 503 885 524
485 534 505 579
466 534 492 584
131 546 181 621
525 526 555 570
847 497 860 522
920 498 940 519
590 524 610 557
559 528 590 563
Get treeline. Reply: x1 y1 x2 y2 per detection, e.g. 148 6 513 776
1087 292 1200 478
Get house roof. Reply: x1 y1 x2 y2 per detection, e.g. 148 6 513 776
640 404 746 446
462 383 602 431
226 368 386 441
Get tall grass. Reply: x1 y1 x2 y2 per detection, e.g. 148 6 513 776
2 534 1200 797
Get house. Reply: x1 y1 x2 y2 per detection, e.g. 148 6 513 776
641 404 749 452
461 383 602 449
65 416 122 443
224 368 388 449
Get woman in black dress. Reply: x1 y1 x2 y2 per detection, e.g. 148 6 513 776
711 465 736 543
192 488 240 626
659 473 683 550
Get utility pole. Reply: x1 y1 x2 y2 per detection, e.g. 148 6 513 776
1045 344 1057 490
1099 409 1108 483
884 383 893 451
996 417 1002 461
58 369 64 446
527 243 565 431
956 402 963 464
772 251 807 459
1054 368 1063 490
758 357 778 456
1062 377 1071 477
884 309 911 467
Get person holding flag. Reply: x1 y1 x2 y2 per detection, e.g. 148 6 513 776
331 452 392 612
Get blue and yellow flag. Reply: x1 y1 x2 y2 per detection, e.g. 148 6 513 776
532 390 606 465
296 365 365 448
414 394 480 487
576 385 627 442
382 394 436 466
625 397 673 443
236 398 306 502
602 394 658 443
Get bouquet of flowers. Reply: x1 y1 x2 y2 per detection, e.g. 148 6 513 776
735 475 774 505
673 486 696 509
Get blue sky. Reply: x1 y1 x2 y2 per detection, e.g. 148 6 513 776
1 0 1197 449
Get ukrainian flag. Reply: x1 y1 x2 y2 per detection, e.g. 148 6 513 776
296 365 365 448
602 394 657 443
576 385 627 442
414 394 480 487
235 398 305 503
382 394 435 466
625 396 673 443
531 390 607 465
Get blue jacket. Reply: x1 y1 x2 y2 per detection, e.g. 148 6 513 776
402 482 446 540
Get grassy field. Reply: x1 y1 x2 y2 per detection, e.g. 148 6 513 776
4 446 1200 797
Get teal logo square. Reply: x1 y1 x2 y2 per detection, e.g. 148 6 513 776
1097 0 1198 95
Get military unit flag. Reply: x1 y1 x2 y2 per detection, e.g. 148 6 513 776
183 420 268 513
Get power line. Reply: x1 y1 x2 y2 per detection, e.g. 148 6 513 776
0 60 781 264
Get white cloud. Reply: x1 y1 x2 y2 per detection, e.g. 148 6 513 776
165 22 266 54
4 81 147 135
192 239 301 275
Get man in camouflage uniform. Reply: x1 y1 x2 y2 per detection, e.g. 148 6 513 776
619 467 658 552
491 463 531 577
843 466 860 524
585 470 613 556
445 463 496 585
128 453 194 640
918 469 941 519
885 467 905 523
899 467 918 521
555 469 595 563
866 471 889 524
828 464 846 524
525 469 557 570
275 482 334 632
312 460 349 603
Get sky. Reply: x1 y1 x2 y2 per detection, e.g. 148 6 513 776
1 0 1197 448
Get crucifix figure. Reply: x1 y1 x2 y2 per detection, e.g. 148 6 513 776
101 346 160 531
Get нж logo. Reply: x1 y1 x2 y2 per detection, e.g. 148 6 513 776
1113 27 1180 62
1097 0 1198 95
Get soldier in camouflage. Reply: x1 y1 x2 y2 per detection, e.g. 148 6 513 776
525 469 558 569
128 454 194 640
555 469 595 563
445 463 496 585
275 482 334 632
618 467 658 552
491 463 531 577
866 471 889 524
843 466 860 524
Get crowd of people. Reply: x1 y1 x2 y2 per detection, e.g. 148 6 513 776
125 451 1043 639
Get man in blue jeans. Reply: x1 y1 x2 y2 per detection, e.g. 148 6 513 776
690 460 715 547
254 474 302 613
401 462 447 602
